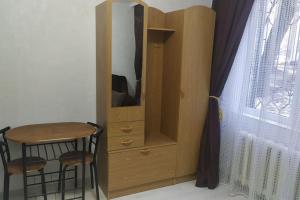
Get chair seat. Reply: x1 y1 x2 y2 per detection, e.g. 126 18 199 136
7 157 47 175
59 151 93 166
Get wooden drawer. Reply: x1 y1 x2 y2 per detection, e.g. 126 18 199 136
109 107 145 122
108 121 144 137
108 145 176 191
107 134 144 151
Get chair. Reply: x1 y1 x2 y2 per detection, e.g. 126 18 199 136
0 127 47 200
58 122 103 200
112 74 137 106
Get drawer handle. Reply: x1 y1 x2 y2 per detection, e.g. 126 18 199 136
140 149 151 155
121 139 133 146
120 127 133 133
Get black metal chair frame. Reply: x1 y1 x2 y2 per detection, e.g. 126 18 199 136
21 140 78 199
58 122 103 200
0 127 47 200
1 122 101 200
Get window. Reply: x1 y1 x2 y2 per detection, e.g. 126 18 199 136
245 0 300 119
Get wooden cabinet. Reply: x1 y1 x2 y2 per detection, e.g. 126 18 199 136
108 107 145 123
108 145 176 191
107 134 144 151
108 121 145 137
96 0 215 199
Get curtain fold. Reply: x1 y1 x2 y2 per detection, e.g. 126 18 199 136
134 5 144 104
196 0 255 189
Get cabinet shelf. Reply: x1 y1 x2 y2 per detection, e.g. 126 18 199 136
145 132 177 147
148 27 176 32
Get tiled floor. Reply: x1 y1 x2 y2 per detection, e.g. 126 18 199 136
8 181 247 200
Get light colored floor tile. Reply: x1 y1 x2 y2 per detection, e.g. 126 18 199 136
113 181 246 200
7 181 246 200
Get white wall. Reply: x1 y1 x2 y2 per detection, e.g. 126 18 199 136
0 0 212 193
112 2 136 97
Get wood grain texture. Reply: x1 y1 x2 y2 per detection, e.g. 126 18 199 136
95 2 215 198
108 145 176 191
175 6 215 178
145 30 164 134
109 107 145 122
107 133 144 151
6 122 96 144
160 10 185 141
96 1 149 198
147 7 165 27
107 121 144 137
96 0 110 196
145 133 176 147
59 151 93 166
145 7 177 139
7 157 46 175
96 0 110 127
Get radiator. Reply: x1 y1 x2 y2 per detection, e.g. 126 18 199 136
232 132 300 200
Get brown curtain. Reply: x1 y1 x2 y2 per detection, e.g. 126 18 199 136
196 0 255 189
134 5 144 104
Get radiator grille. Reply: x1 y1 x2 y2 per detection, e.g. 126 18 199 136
232 132 297 200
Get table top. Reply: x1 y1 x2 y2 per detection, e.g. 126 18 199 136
6 122 97 144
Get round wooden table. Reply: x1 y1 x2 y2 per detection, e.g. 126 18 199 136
6 122 96 144
6 122 97 200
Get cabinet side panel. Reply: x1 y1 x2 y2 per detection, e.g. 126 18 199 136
176 6 215 178
160 11 185 140
96 1 110 126
96 1 110 196
148 7 165 27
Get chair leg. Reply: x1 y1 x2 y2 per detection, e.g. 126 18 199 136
40 169 47 200
58 163 62 192
75 166 78 188
62 165 68 200
93 164 100 200
3 176 5 200
90 163 94 189
22 144 28 200
4 173 9 200
3 174 6 200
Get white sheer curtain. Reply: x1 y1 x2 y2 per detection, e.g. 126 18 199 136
220 0 300 199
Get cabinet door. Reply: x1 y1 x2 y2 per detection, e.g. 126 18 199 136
108 145 176 191
176 6 215 178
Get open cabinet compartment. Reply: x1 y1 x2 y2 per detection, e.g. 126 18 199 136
145 7 182 146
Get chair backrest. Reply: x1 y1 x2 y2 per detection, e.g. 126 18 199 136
112 74 129 95
0 127 11 172
87 122 104 162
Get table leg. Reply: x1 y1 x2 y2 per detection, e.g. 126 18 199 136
22 143 28 200
82 138 86 200
75 139 78 188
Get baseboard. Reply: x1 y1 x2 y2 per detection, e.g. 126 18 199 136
175 174 196 184
108 178 175 199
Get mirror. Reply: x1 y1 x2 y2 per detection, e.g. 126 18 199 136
111 0 144 107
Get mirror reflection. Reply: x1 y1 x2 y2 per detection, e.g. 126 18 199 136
112 0 144 107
